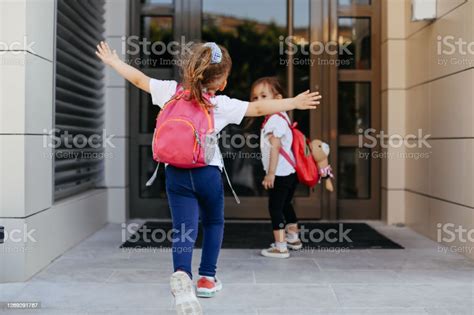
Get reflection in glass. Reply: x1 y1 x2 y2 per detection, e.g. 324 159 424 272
293 0 311 96
292 0 311 197
338 0 371 5
140 90 161 134
338 18 371 69
140 146 166 198
338 82 370 135
338 148 370 199
203 0 287 196
141 0 173 5
140 16 174 68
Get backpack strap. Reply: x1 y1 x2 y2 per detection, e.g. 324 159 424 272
145 162 160 187
261 113 296 168
279 148 296 168
262 113 292 129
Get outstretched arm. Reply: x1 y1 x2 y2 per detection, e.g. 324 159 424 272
95 41 151 93
245 90 321 117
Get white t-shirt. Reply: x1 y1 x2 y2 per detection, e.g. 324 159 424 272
260 112 296 176
149 79 249 168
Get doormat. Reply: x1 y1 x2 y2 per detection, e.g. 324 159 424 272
120 222 403 250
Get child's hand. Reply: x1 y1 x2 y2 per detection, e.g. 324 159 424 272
95 41 120 66
262 174 276 190
293 90 321 110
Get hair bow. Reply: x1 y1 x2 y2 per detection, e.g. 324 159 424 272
204 42 222 64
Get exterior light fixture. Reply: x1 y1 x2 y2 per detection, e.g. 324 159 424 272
412 0 437 21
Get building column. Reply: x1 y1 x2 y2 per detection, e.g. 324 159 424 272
0 0 55 282
380 0 408 225
0 0 109 282
103 0 130 223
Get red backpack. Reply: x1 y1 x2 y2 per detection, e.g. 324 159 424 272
262 113 319 187
152 86 215 168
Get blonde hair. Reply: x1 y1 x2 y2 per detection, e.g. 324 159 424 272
180 43 232 109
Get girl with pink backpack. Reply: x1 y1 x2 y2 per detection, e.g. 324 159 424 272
96 41 320 315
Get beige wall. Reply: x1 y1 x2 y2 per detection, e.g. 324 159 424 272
382 0 474 259
0 0 130 282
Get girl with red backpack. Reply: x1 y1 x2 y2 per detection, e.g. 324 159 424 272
253 77 306 259
96 41 320 315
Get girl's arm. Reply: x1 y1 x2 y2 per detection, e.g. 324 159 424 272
262 135 281 190
95 41 151 93
245 90 321 117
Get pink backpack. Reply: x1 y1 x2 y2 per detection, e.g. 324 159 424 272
151 85 215 168
146 85 241 204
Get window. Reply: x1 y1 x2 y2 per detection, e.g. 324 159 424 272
54 0 106 200
202 0 287 197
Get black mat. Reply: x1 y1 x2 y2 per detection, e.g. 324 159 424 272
121 222 403 250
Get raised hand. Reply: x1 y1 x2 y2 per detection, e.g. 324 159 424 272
293 90 322 110
95 41 120 66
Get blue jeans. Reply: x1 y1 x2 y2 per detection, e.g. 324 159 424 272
165 165 224 279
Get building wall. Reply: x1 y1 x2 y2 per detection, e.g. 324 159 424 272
0 0 129 282
103 0 130 224
381 0 408 225
382 0 474 259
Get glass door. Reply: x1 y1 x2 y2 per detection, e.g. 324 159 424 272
128 0 381 220
129 0 324 219
129 0 202 218
201 0 323 219
328 0 381 219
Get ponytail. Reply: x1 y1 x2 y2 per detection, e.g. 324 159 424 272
181 43 232 109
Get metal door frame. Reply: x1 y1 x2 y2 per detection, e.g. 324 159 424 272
327 0 382 219
128 0 381 220
129 0 202 218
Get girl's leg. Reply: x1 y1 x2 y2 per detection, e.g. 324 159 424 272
283 173 302 249
193 167 225 277
262 175 293 258
166 166 200 279
282 173 299 229
268 175 292 234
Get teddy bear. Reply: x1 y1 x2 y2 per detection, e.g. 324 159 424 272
310 139 334 192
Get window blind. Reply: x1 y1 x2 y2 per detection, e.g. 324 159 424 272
54 0 106 200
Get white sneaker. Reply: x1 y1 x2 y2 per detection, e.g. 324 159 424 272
170 271 203 315
261 243 290 258
286 237 303 250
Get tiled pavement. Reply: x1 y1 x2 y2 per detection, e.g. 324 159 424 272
1 221 473 314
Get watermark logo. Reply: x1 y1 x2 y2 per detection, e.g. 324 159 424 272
122 223 196 244
0 36 37 55
1 225 37 243
122 35 194 67
279 36 352 56
300 224 353 243
437 35 474 67
437 223 474 254
358 128 432 149
42 129 115 149
437 223 474 243
0 36 37 66
220 130 259 150
279 35 352 67
124 35 193 57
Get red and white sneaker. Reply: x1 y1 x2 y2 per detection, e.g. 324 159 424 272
170 271 203 315
196 275 223 298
